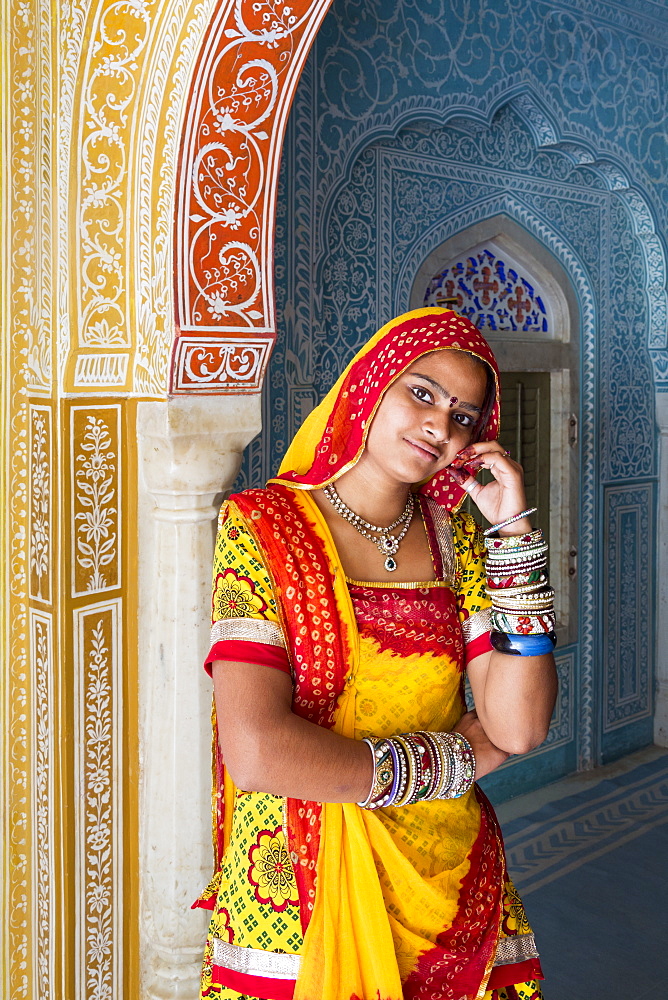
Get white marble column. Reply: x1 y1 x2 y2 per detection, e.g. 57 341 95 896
137 395 262 998
655 393 668 747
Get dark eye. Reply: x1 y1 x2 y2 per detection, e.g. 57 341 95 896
410 384 433 403
453 412 475 428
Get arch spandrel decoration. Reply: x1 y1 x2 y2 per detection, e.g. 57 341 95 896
172 0 334 394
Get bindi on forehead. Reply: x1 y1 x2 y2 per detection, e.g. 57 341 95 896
448 396 459 408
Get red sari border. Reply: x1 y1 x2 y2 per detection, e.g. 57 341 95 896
487 958 544 990
212 965 296 1000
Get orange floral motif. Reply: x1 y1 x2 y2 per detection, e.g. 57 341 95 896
200 937 214 997
501 881 532 936
212 567 267 620
248 827 299 912
213 901 234 943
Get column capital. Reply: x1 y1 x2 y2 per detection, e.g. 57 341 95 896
137 395 262 499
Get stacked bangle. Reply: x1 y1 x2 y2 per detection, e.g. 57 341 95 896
357 736 396 809
484 519 557 656
490 631 557 656
358 731 476 810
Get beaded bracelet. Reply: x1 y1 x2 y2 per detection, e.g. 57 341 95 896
357 730 476 809
357 737 395 809
491 608 557 635
484 507 537 536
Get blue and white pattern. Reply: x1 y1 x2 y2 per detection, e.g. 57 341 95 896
237 0 664 785
604 484 653 732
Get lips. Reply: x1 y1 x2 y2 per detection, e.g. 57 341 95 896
404 437 440 461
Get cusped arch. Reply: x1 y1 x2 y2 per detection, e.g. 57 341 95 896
401 194 598 765
315 88 667 388
407 213 575 344
509 93 668 386
63 0 335 399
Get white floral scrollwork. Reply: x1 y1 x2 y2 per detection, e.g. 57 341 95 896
76 607 120 1000
134 0 218 395
74 414 118 593
32 612 53 997
30 408 50 599
78 0 151 351
58 0 87 379
184 343 263 382
9 0 44 986
174 0 334 395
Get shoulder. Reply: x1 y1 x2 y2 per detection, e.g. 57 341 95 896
219 486 310 554
450 509 480 538
450 509 486 563
218 487 280 528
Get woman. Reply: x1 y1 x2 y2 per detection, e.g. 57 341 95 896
194 307 558 1000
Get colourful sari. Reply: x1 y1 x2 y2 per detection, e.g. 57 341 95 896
194 309 545 1000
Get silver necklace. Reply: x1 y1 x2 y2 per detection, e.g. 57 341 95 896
323 483 414 572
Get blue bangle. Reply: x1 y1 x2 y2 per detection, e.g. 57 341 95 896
490 630 557 656
387 739 401 805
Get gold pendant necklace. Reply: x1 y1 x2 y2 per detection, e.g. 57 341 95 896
323 483 414 572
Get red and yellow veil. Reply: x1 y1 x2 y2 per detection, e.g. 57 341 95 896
272 306 500 504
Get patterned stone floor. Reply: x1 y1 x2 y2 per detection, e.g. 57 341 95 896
495 745 668 1000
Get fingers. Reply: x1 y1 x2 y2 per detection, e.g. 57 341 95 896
446 467 483 495
450 442 510 468
450 442 523 481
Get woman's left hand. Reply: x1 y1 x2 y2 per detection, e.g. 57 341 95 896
454 709 510 779
445 442 531 533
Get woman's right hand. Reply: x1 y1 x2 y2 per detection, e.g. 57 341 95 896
453 709 510 780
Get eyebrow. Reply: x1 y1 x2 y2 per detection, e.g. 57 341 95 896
410 372 483 416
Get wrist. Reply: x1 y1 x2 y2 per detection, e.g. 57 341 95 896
484 506 536 538
484 522 557 653
497 517 533 536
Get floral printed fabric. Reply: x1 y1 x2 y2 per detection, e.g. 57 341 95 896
199 790 303 999
452 510 490 620
248 828 300 912
212 567 269 620
211 506 279 626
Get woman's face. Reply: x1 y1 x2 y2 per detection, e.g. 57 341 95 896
359 349 489 487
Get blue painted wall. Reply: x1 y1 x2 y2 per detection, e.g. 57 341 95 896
237 0 668 797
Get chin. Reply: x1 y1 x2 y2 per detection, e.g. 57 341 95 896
391 462 438 486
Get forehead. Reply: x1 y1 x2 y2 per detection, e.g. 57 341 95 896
403 349 488 388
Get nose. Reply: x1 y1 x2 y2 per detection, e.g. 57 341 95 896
423 410 451 444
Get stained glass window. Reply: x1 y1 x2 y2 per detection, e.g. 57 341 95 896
423 247 549 334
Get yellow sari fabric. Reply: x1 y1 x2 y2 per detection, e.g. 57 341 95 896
264 308 505 998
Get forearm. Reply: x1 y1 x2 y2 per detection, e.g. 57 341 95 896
474 650 558 754
213 659 373 802
223 707 373 802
